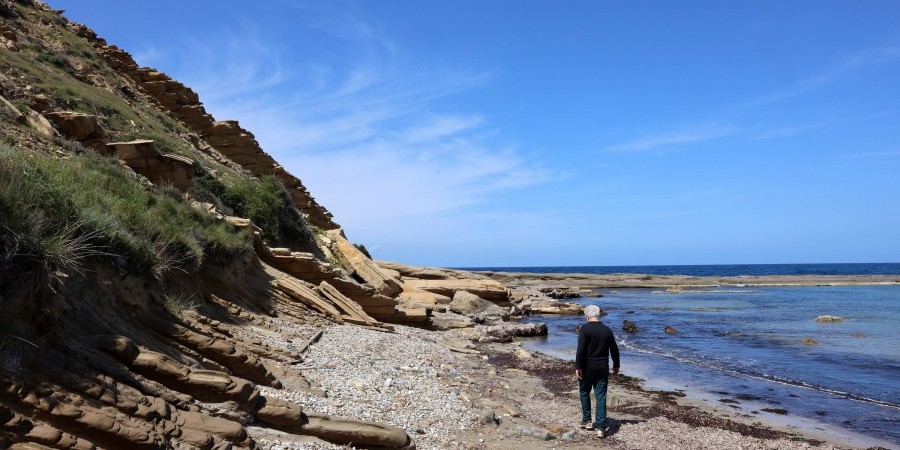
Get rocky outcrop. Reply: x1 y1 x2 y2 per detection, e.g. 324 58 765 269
475 322 548 343
299 413 413 448
106 140 194 190
326 230 402 297
68 22 338 230
266 249 339 284
376 261 494 282
45 111 107 149
448 291 507 319
403 278 510 303
271 276 394 330
512 299 583 315
540 287 583 299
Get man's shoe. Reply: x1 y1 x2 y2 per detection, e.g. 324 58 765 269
579 420 594 430
597 427 607 438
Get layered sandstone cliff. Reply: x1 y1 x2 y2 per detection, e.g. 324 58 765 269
0 1 520 448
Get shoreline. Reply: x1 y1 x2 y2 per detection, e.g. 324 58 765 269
512 339 895 450
237 263 896 449
248 319 893 450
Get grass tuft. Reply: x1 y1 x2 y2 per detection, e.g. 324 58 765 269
162 293 198 318
0 146 252 283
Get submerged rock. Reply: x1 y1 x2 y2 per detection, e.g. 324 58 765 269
801 337 818 345
623 320 639 333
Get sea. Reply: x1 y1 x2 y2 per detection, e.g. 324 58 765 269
464 264 900 448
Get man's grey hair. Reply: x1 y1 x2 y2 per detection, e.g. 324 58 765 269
584 305 601 319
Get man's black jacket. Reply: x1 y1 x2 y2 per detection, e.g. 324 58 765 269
576 321 620 373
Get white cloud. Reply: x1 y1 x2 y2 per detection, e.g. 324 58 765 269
149 12 558 240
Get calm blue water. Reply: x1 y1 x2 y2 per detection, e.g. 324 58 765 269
512 282 900 447
461 262 900 277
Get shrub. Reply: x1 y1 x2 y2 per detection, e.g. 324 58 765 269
220 175 309 246
37 51 74 74
354 243 372 259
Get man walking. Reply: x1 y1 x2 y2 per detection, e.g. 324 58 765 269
575 304 620 437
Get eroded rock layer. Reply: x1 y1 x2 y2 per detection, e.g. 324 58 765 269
67 22 339 231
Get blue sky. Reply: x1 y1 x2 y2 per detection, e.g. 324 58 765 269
52 1 900 267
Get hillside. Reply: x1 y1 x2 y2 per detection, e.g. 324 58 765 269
0 1 520 448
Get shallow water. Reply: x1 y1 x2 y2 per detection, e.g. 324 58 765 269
519 285 900 447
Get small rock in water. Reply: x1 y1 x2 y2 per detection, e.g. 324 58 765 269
801 337 818 345
664 326 678 334
815 315 844 323
623 320 639 333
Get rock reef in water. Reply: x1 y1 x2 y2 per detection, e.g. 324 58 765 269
814 315 845 323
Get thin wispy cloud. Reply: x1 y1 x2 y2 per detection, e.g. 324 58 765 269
149 11 559 237
750 122 830 141
602 125 740 153
842 150 900 159
742 46 900 109
605 44 899 154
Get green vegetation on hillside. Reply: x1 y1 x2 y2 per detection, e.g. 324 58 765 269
220 175 310 246
0 146 252 286
1 47 206 160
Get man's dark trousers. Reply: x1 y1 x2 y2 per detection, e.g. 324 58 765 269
579 369 609 429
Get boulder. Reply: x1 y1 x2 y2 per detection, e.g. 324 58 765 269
25 110 57 137
106 140 194 190
449 291 507 318
664 326 678 334
623 320 639 333
45 111 106 148
429 311 475 330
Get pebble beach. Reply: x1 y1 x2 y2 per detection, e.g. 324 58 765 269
235 320 855 450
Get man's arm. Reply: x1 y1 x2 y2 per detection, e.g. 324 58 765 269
575 328 586 378
609 330 620 375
